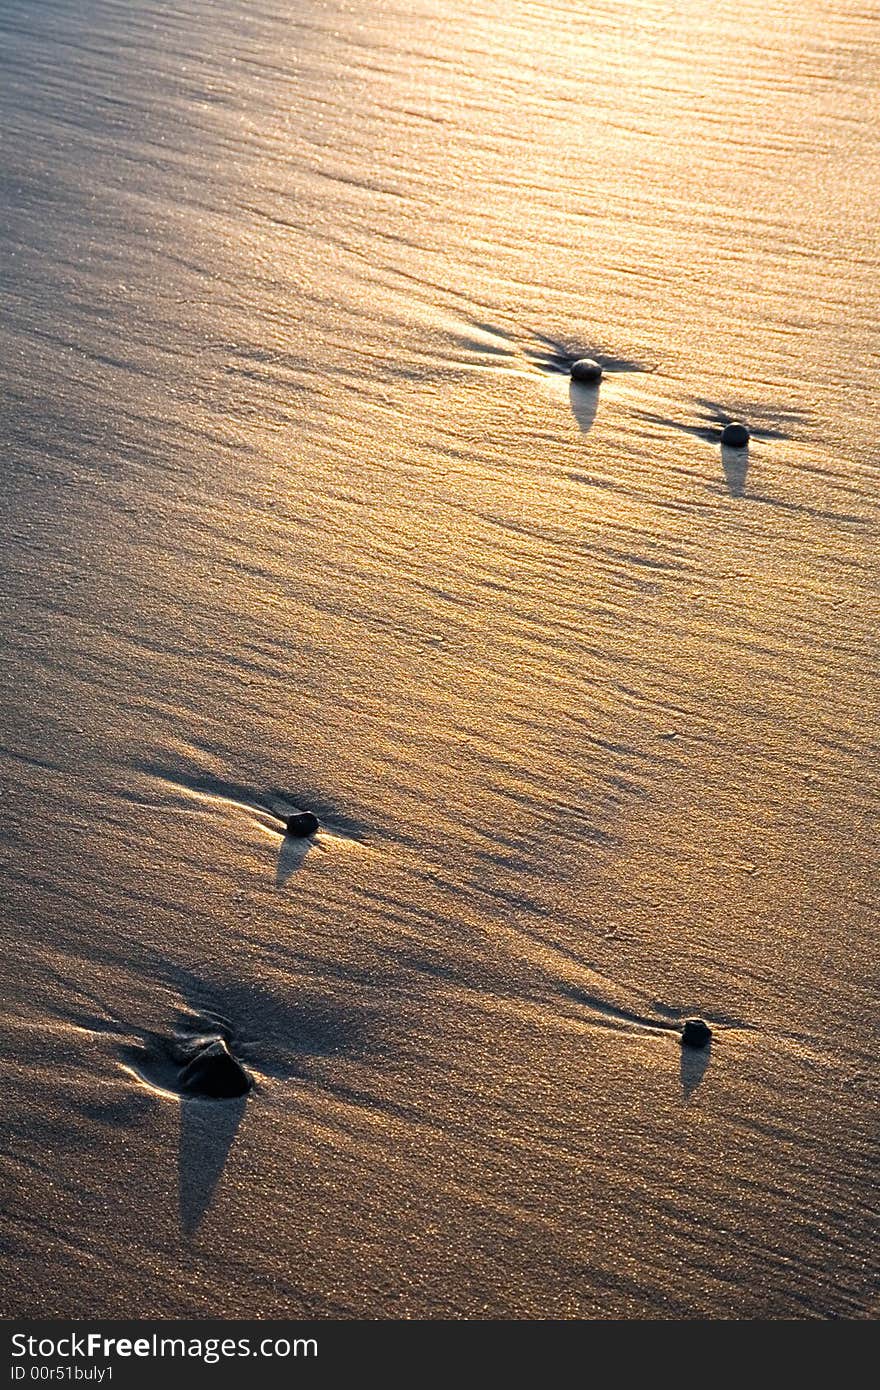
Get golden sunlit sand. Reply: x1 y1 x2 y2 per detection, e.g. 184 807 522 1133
0 0 877 1319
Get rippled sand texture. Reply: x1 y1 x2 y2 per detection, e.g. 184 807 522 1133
1 0 877 1318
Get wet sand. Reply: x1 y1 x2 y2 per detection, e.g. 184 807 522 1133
0 0 877 1318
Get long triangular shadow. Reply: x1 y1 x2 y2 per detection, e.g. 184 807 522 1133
569 380 599 435
276 834 314 886
721 443 749 497
680 1041 711 1099
114 970 377 1238
179 1094 247 1236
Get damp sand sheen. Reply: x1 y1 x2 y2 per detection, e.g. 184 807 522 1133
0 0 877 1319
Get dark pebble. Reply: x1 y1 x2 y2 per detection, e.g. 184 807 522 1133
179 1038 252 1099
286 810 319 837
721 422 749 448
680 1018 712 1049
570 357 603 384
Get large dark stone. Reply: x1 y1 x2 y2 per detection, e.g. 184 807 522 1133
286 810 319 837
721 422 749 448
680 1018 712 1049
570 357 603 384
179 1037 252 1098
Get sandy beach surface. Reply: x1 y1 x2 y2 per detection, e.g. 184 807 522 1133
1 0 877 1318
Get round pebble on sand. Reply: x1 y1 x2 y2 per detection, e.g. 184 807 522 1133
570 357 603 384
681 1018 712 1049
286 810 320 837
721 422 749 448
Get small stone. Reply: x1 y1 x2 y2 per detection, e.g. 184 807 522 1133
680 1018 712 1049
721 422 749 448
179 1038 252 1098
285 810 319 837
570 357 603 384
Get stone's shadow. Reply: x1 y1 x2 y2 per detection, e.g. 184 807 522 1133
721 443 749 497
680 1040 711 1099
569 380 599 435
117 1025 250 1237
172 983 377 1233
179 1094 246 1237
114 965 381 1238
637 395 798 498
276 833 315 886
637 407 756 495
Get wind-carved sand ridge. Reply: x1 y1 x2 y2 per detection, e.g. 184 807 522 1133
122 761 735 1058
122 763 371 887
